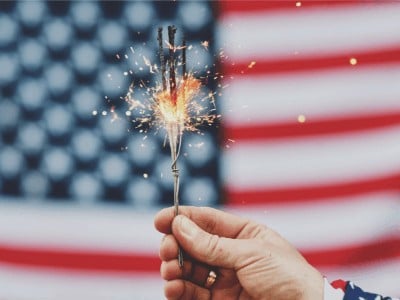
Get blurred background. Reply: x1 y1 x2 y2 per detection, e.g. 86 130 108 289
0 1 399 299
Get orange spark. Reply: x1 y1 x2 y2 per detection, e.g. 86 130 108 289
248 61 256 68
165 41 186 52
154 74 201 132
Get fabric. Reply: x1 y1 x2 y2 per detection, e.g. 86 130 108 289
324 278 345 300
218 0 400 297
336 280 398 300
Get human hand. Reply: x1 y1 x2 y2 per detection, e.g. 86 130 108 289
154 206 324 300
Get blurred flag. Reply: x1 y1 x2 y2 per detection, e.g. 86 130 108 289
1 1 400 299
219 1 400 297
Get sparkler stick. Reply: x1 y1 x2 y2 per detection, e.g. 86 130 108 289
158 26 184 268
157 27 167 92
182 37 187 80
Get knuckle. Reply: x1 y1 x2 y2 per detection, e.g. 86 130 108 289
205 234 222 260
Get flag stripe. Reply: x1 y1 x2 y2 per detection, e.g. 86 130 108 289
224 172 400 205
224 46 400 76
0 264 163 300
224 112 400 141
219 1 367 14
223 127 400 190
1 237 398 272
228 193 400 250
303 236 400 268
0 244 159 273
219 4 400 61
221 66 400 126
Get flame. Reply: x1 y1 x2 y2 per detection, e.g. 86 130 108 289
153 74 201 133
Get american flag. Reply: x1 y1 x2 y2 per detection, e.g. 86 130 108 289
219 1 400 297
0 1 399 299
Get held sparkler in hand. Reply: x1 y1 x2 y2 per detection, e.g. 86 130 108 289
126 26 218 268
157 26 190 268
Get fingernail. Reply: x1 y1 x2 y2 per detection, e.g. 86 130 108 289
178 215 197 237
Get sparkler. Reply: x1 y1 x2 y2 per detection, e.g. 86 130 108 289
125 26 219 268
157 26 187 268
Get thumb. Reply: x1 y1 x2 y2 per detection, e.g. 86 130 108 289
172 215 254 269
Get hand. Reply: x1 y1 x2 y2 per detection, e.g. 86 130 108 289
154 206 324 300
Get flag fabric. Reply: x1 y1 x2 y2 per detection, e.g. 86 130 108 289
1 1 400 299
218 0 400 297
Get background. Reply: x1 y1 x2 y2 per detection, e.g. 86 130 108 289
0 1 399 299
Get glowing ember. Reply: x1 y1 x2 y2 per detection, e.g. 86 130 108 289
349 57 358 65
248 61 256 69
153 74 202 133
298 114 306 123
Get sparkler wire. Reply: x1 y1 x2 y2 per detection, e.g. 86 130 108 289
160 25 184 268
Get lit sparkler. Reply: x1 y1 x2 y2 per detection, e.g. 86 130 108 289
158 25 185 267
124 26 219 268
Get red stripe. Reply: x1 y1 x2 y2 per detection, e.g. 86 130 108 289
0 237 399 272
224 173 400 205
0 245 160 273
219 0 366 15
223 46 400 76
224 112 400 141
303 236 400 267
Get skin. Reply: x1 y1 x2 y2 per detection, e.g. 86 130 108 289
154 206 324 300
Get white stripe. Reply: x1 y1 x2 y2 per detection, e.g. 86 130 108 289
222 126 400 189
323 259 400 297
0 196 398 255
0 200 161 252
221 65 400 125
228 192 400 250
0 264 163 300
218 4 400 61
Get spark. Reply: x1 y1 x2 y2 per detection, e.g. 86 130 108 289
110 106 119 122
296 1 302 7
165 40 186 52
298 114 306 123
143 56 155 73
349 57 357 65
248 61 256 68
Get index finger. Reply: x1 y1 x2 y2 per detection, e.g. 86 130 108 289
154 206 250 239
